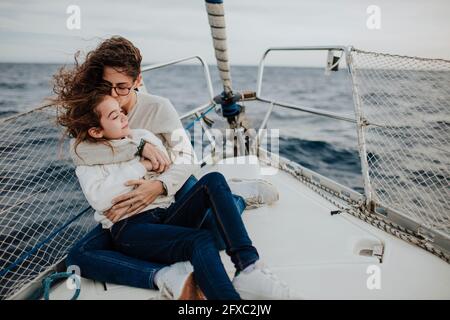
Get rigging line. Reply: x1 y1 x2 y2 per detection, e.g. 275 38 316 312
184 104 216 131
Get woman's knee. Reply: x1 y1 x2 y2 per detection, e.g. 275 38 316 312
66 245 83 267
66 226 112 265
66 236 93 266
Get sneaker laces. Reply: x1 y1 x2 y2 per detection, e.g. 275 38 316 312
158 282 174 300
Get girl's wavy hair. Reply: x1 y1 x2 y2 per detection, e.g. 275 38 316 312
53 36 142 154
56 91 109 155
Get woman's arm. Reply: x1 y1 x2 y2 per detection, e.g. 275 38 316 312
70 138 137 166
70 131 171 172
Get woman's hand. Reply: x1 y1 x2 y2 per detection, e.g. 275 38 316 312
108 179 165 218
140 158 154 171
141 142 172 173
104 204 132 223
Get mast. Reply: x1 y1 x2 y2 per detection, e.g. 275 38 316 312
204 0 253 156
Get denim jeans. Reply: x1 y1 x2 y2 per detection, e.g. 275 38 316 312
110 172 259 300
66 174 248 295
65 223 165 289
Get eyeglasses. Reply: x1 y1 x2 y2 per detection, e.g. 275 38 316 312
98 81 135 96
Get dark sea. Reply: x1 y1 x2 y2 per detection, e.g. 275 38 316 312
0 63 363 192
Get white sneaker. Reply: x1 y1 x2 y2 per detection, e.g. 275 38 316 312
228 178 279 209
232 261 294 300
156 261 205 300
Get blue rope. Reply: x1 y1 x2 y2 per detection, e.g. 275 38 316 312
0 206 91 278
43 272 80 300
184 104 216 131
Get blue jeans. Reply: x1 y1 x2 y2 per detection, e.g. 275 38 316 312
110 172 259 300
65 223 165 289
66 173 249 296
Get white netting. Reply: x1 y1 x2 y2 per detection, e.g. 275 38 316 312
0 107 96 300
349 49 450 237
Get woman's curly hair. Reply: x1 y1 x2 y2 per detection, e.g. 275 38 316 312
53 36 142 153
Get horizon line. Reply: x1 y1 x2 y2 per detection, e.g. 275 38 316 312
0 61 330 69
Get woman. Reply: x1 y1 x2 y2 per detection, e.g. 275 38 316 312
57 36 291 299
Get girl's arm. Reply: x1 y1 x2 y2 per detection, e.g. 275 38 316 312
75 159 146 212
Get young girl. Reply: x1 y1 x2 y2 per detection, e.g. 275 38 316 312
71 95 172 229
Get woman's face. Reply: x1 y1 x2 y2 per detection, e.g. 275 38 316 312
90 95 131 140
102 66 140 109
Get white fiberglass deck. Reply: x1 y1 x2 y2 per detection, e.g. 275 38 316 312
48 155 450 300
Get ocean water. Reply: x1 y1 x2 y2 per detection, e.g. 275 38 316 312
0 63 363 191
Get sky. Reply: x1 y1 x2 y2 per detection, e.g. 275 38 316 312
0 0 449 66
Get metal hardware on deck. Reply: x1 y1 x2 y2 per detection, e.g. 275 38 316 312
325 50 342 74
239 91 257 101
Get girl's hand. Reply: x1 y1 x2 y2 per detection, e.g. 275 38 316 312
110 179 165 217
141 142 172 173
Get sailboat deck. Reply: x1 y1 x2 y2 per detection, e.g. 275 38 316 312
48 156 450 300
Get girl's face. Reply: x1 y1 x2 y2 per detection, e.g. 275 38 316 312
88 96 131 140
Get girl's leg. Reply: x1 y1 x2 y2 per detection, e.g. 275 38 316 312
66 224 166 289
162 172 259 271
110 212 241 300
162 172 293 299
201 194 247 251
175 174 247 251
